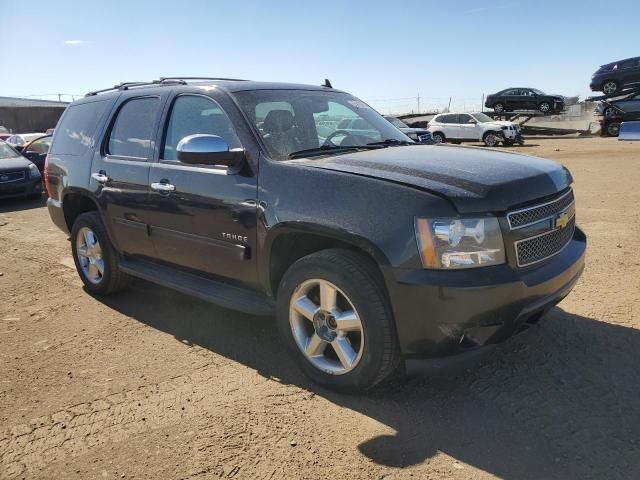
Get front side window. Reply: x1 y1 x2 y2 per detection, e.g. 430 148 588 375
0 142 19 159
26 137 51 154
458 114 474 123
162 95 241 160
108 97 160 159
386 117 408 129
234 90 408 160
503 89 519 96
471 112 494 123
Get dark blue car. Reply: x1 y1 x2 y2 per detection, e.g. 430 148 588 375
590 56 640 95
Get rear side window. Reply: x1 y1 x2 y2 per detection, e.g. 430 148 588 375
108 97 160 159
51 100 109 156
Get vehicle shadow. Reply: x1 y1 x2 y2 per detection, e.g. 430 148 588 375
0 194 46 213
99 279 640 480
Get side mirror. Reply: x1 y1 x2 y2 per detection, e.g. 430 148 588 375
176 134 244 167
468 119 477 124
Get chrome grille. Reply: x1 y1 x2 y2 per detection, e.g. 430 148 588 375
0 171 26 183
515 216 575 267
508 189 574 229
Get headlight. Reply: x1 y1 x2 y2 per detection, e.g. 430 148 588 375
28 163 41 179
415 217 505 269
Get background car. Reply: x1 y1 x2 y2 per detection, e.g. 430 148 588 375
485 88 565 114
384 116 435 144
6 133 46 150
595 91 640 118
19 134 52 173
0 140 43 199
427 112 522 146
590 56 640 95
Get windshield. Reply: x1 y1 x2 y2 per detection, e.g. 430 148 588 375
0 142 19 159
234 90 409 160
385 116 409 129
471 113 495 123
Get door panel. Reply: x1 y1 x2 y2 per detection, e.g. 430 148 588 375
148 162 258 284
147 93 259 286
91 95 165 258
456 114 477 140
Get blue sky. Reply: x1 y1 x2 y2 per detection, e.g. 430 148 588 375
1 0 639 113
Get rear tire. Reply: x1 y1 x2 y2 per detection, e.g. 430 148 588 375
276 249 401 393
602 80 618 95
71 211 130 295
493 103 505 114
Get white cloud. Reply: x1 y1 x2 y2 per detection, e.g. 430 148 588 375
64 40 86 46
464 4 511 14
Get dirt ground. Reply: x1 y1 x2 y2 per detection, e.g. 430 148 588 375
1 137 639 480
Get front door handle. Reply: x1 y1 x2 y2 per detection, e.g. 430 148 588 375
91 172 109 184
150 182 176 193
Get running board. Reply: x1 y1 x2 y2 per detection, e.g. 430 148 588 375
119 259 275 316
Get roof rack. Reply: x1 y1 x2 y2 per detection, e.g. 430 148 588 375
85 77 249 97
158 76 249 82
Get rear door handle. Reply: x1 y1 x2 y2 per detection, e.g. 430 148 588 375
150 182 176 192
91 172 109 184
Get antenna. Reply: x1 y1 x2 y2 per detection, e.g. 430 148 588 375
323 78 333 88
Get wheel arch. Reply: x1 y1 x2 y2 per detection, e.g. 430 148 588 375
263 223 392 297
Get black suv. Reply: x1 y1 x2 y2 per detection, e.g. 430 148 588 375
46 78 586 392
485 88 565 114
590 56 640 95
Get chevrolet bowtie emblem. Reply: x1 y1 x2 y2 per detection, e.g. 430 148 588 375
555 211 570 229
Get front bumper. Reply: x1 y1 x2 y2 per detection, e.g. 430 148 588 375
385 226 586 359
0 178 42 199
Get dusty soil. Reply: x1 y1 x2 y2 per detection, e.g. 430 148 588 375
1 137 639 480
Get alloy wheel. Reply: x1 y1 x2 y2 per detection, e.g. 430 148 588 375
494 104 504 113
76 226 105 284
603 81 617 95
289 279 364 375
539 102 551 113
484 133 498 147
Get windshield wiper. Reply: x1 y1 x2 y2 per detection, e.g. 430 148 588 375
288 144 381 159
366 139 414 146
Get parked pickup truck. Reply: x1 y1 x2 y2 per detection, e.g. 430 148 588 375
45 78 586 392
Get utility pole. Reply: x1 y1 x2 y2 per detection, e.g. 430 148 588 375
417 94 420 114
448 97 452 112
57 93 61 102
482 94 485 112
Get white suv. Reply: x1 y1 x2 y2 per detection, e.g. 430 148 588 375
427 112 523 147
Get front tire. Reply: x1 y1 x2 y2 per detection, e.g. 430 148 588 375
538 102 551 114
493 103 505 114
276 249 400 393
606 121 620 137
483 131 499 147
432 132 445 144
71 211 130 295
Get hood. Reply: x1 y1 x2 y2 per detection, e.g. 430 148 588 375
484 120 515 127
399 127 429 135
303 145 571 213
0 155 32 171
